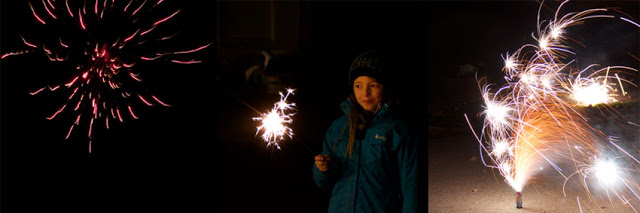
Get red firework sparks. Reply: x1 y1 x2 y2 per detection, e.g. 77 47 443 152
2 0 211 153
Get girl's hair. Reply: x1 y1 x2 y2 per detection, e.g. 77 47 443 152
338 95 375 158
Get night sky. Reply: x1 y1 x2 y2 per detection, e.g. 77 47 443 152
1 1 216 212
2 1 639 212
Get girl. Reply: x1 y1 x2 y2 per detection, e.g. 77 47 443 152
313 50 418 213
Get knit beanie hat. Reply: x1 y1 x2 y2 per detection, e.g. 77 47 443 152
348 50 387 86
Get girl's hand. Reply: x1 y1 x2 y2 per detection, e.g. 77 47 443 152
314 154 331 172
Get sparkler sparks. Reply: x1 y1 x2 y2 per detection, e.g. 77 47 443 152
253 89 297 149
467 0 640 210
2 0 211 152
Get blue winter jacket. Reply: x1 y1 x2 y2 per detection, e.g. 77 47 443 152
312 100 418 213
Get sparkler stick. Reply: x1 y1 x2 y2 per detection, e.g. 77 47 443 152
232 94 262 115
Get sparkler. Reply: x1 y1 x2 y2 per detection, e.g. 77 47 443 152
466 0 640 210
2 0 211 152
253 88 297 149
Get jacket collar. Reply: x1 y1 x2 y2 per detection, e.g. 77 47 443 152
339 99 391 122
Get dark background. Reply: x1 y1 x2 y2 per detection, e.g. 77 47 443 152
1 1 216 212
2 1 638 212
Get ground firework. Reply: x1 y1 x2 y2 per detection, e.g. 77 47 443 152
467 0 640 210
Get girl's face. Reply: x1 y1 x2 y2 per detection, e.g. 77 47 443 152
353 76 384 112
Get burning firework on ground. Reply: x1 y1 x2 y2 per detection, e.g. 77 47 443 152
466 0 640 210
2 0 211 152
253 88 297 150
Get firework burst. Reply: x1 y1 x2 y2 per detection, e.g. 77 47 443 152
2 0 211 152
466 0 640 210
